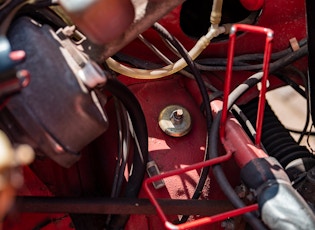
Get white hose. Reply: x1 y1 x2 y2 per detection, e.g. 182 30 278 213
106 0 225 79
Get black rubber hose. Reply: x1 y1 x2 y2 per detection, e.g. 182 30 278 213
103 78 149 229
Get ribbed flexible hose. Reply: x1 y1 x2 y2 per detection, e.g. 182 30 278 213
240 98 314 168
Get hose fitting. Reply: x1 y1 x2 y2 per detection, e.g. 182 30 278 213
241 157 315 230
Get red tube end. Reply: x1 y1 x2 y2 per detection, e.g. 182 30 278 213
240 0 264 11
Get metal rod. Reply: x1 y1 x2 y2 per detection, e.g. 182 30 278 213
144 151 233 226
220 24 273 146
15 196 233 216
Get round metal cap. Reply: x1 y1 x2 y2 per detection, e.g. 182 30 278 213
158 105 192 137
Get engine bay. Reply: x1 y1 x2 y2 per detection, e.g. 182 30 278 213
1 0 315 229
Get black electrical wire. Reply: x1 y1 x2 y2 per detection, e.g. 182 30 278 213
233 38 307 63
151 22 214 224
287 66 310 144
269 45 308 73
116 35 308 75
195 38 307 71
287 128 315 136
224 46 308 109
115 102 131 197
105 98 132 227
275 73 306 98
33 0 57 7
114 52 164 70
274 68 311 144
110 99 125 199
110 99 131 198
196 61 263 71
103 78 148 229
195 44 307 72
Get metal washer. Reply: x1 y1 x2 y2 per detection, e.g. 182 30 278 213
158 105 192 137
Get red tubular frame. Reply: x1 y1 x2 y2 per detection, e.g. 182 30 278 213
220 24 274 146
144 24 274 229
143 150 260 229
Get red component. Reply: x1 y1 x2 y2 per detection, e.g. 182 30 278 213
240 0 264 11
221 24 273 146
144 151 232 227
144 150 260 229
2 0 310 229
143 96 268 228
211 100 268 168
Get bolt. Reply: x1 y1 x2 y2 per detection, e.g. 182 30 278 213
174 109 183 120
171 109 184 126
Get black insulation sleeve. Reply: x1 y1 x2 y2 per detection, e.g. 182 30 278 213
103 78 148 229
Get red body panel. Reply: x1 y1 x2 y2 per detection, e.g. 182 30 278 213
1 0 311 229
